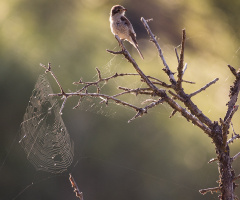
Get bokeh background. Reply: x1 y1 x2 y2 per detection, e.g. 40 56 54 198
1 0 240 199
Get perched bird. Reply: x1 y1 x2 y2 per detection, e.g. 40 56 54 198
109 5 144 59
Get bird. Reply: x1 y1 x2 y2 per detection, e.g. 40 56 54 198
109 5 144 59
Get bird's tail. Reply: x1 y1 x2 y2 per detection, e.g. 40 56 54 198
135 44 144 60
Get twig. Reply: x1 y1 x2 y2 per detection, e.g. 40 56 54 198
225 105 239 125
228 65 238 77
182 79 195 84
227 122 240 144
208 158 218 163
183 63 188 75
232 152 240 161
221 105 239 147
141 17 176 85
199 186 220 195
176 29 186 90
175 47 180 63
106 49 124 54
233 174 240 181
74 69 139 93
188 78 219 98
169 109 177 118
225 65 240 121
40 63 65 95
118 87 154 96
40 63 69 114
128 98 164 123
69 173 84 200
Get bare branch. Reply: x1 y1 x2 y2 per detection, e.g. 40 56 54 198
106 49 124 55
225 105 239 125
182 79 195 84
232 152 240 161
176 29 186 90
208 158 218 164
175 47 180 63
69 173 84 200
40 63 65 95
128 98 164 123
141 18 213 129
233 174 240 181
169 109 177 118
183 63 188 75
118 87 153 96
163 96 212 136
40 63 69 114
199 186 220 195
228 65 238 77
227 122 240 144
141 17 176 85
73 69 139 93
221 106 239 147
106 33 212 135
225 65 240 121
188 78 219 98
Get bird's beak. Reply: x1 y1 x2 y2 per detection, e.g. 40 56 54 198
123 8 127 11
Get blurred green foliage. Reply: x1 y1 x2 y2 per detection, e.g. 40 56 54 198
1 0 240 199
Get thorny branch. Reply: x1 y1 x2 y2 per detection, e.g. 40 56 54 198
41 17 240 200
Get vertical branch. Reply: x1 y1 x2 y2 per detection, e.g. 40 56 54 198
176 29 186 90
141 17 176 85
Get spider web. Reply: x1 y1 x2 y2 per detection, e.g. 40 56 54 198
19 74 74 174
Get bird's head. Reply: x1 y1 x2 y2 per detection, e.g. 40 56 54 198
111 5 127 16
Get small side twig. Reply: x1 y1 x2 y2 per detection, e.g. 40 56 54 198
169 109 177 118
128 98 164 123
40 63 65 95
199 186 220 195
233 174 240 181
232 152 240 160
228 65 238 77
175 47 180 63
232 152 240 161
208 158 218 164
182 79 195 84
188 78 219 98
183 63 188 75
227 122 240 144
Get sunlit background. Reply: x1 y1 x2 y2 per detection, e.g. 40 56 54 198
1 0 240 199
